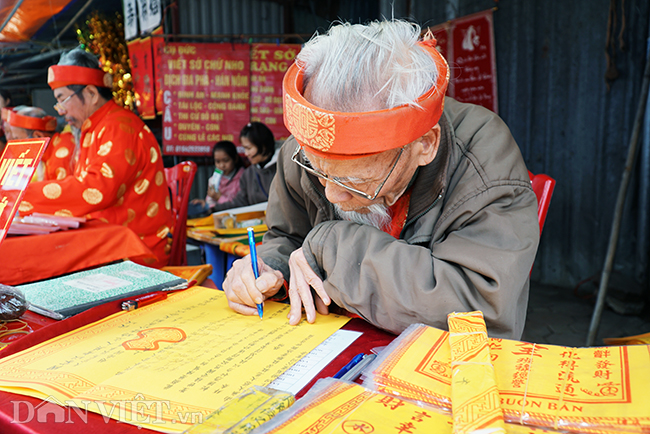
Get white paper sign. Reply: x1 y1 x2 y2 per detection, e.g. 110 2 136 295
122 0 138 40
137 0 162 34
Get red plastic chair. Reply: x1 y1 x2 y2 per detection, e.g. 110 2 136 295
165 161 197 266
528 171 556 234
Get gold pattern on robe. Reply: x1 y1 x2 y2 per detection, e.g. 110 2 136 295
117 183 127 198
100 162 115 178
55 147 70 158
125 208 136 225
134 178 150 195
120 123 135 134
144 125 152 134
55 168 67 180
82 119 92 130
76 169 88 182
146 202 159 218
100 217 109 223
43 183 62 199
165 195 171 211
54 209 73 217
150 146 158 163
53 135 61 146
115 196 124 207
19 201 33 213
139 132 144 139
98 141 113 156
125 148 136 165
98 126 106 140
156 224 170 238
136 170 143 178
82 188 103 205
155 171 164 186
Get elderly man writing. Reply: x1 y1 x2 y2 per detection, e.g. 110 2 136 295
223 20 539 339
21 48 173 267
2 106 76 181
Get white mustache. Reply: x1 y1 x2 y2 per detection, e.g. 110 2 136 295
334 203 391 230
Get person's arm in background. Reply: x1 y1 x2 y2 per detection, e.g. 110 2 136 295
209 167 253 212
216 167 244 203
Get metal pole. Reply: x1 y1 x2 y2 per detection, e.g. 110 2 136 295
586 44 650 346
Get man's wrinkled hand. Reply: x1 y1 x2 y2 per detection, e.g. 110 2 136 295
223 255 284 316
287 247 330 325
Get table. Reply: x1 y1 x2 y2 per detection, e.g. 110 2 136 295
0 220 156 286
0 286 396 433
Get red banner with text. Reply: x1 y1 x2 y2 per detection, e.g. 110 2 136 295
251 43 300 141
0 138 49 245
428 9 498 113
127 37 156 119
161 43 251 156
151 26 164 115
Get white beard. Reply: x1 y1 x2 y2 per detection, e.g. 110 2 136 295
334 203 391 231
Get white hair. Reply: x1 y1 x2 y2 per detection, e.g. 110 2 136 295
298 20 438 112
16 106 48 118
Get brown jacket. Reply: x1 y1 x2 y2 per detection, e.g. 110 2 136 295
259 98 539 339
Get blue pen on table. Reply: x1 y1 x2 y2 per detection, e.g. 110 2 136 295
247 227 263 319
340 353 377 382
333 353 365 379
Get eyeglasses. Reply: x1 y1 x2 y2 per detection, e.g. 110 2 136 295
53 87 85 114
291 144 404 201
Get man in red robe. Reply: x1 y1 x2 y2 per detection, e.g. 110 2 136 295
21 48 173 267
2 106 75 181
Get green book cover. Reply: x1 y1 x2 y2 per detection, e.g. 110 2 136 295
17 261 187 318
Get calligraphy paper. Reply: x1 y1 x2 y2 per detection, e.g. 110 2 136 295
0 287 350 432
364 323 650 434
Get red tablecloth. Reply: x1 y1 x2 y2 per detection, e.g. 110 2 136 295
0 220 155 286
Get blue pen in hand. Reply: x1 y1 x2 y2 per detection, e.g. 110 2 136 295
333 353 365 379
247 227 263 319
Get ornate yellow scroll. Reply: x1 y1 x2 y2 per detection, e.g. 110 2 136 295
0 287 350 432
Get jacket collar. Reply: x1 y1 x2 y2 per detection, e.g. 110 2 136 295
407 112 452 220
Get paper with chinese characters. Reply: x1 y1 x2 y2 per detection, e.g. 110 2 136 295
0 287 350 432
254 378 453 433
448 312 505 434
365 323 650 434
0 138 49 244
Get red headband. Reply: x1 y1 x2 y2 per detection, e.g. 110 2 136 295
2 107 57 131
47 65 113 90
283 39 449 160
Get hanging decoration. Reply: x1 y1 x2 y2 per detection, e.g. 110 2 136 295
76 11 135 111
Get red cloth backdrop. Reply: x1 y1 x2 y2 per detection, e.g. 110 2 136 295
126 37 156 119
250 43 301 141
428 9 498 113
161 43 251 156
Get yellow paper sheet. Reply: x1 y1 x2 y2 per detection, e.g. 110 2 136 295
0 287 350 432
367 324 650 434
259 378 453 433
448 312 505 434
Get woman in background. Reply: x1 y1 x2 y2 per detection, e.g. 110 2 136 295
210 122 278 212
190 141 244 216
